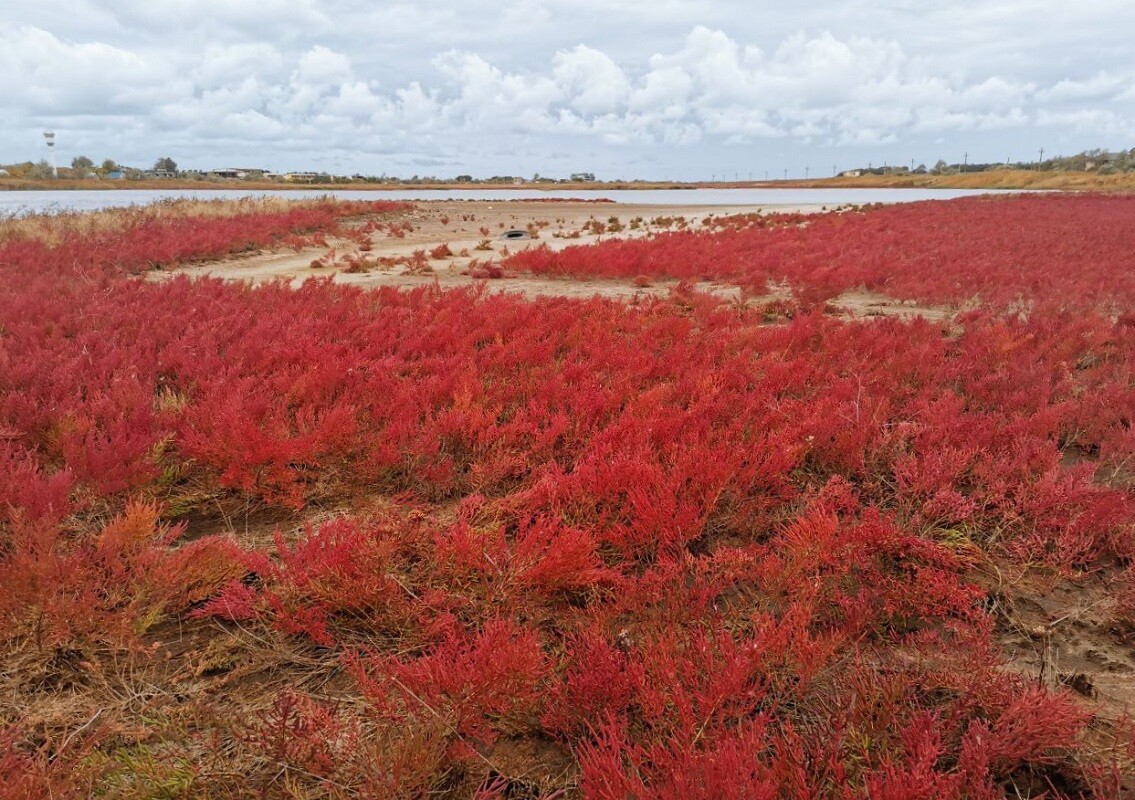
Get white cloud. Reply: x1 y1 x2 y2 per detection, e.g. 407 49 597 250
552 45 631 115
0 26 174 114
4 2 1135 178
500 0 554 32
216 109 287 139
629 66 693 114
1038 72 1128 102
1036 108 1133 136
295 46 352 87
192 43 285 88
436 51 561 114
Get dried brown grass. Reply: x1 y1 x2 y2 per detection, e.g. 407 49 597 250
0 197 360 247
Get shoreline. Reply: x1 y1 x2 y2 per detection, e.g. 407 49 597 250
3 168 1135 193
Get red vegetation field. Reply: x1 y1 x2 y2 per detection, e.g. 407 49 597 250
1 195 1133 798
504 195 1135 314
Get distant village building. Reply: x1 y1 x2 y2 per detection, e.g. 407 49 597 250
570 172 596 182
209 168 269 180
839 170 863 178
283 172 324 183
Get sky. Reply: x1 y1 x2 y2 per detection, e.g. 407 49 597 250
2 0 1134 180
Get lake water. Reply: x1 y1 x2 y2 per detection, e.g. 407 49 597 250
0 187 1022 214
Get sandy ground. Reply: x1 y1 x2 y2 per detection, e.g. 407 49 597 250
156 200 820 298
977 560 1135 778
154 200 951 322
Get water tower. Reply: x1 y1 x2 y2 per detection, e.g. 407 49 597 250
43 131 57 177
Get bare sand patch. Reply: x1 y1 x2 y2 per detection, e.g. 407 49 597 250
152 200 824 300
829 289 955 323
979 561 1135 782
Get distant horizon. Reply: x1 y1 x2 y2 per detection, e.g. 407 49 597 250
2 145 1127 184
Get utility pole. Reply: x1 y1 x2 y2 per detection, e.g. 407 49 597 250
963 152 968 172
1038 147 1045 164
804 166 810 179
764 170 769 181
783 168 788 180
832 164 837 176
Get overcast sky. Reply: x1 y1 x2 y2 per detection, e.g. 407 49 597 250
3 0 1133 179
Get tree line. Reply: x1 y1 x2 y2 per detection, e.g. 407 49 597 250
1 156 179 180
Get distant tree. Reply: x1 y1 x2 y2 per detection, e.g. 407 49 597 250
27 160 55 180
154 157 178 174
6 161 34 179
71 155 94 170
102 159 119 173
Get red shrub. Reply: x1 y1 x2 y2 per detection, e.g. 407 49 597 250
2 195 1132 797
0 501 242 647
357 618 548 745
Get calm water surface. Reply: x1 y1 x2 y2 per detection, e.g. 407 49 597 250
0 187 1022 214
